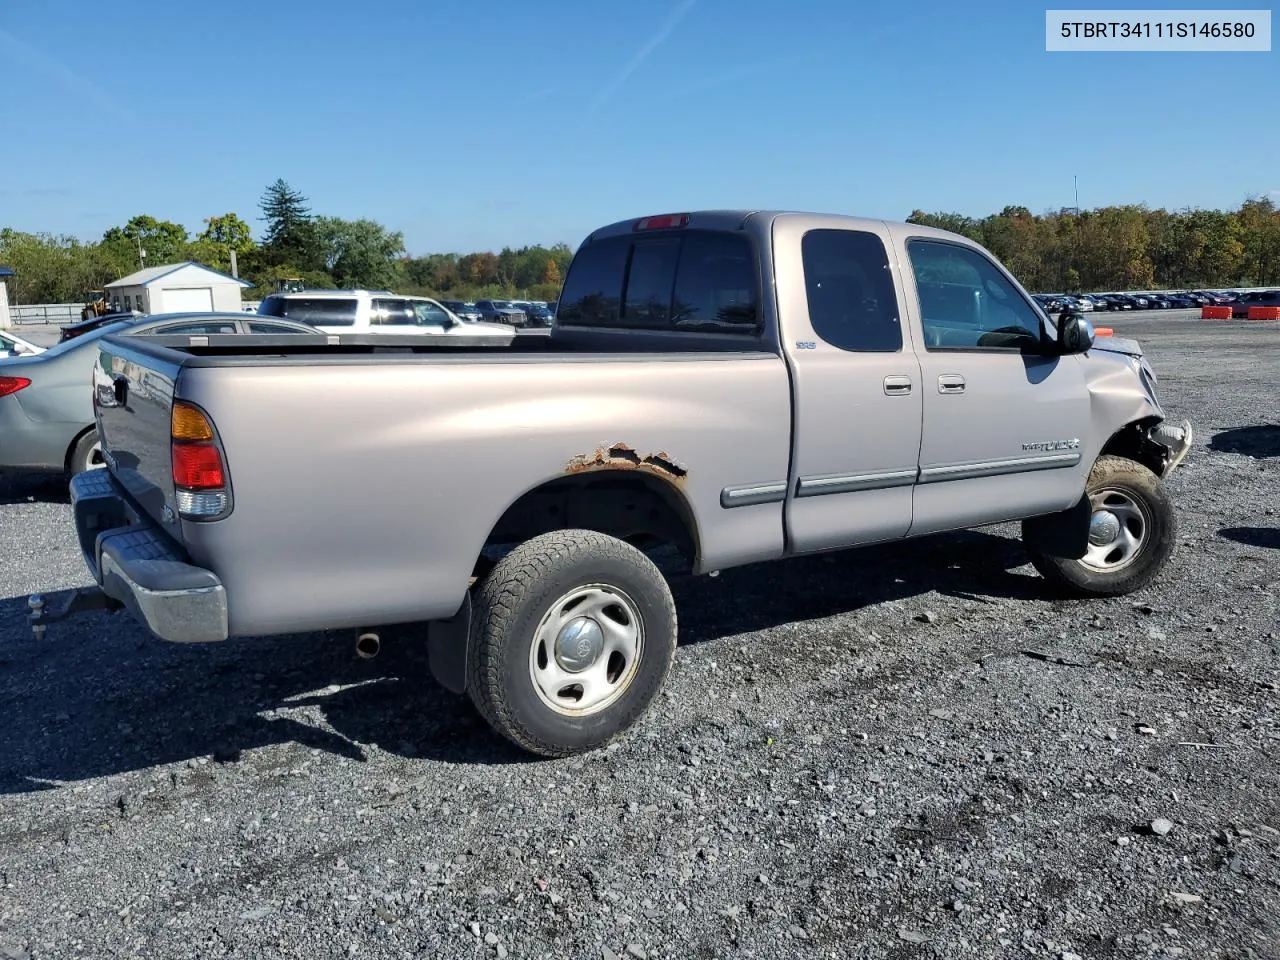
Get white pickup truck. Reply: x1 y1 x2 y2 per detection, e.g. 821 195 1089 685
257 289 513 337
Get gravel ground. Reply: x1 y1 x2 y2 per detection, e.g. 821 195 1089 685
0 312 1276 960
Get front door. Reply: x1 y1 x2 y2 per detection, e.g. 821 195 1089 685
777 218 924 553
890 232 1092 536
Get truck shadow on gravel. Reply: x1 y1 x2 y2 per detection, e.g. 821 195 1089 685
1218 526 1280 550
0 529 1046 791
1208 424 1280 458
0 470 71 506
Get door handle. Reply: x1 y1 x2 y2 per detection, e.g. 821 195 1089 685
883 375 913 396
937 374 966 394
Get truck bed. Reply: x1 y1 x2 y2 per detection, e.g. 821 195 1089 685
93 331 791 637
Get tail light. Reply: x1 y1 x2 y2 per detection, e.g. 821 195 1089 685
171 400 230 518
0 376 32 398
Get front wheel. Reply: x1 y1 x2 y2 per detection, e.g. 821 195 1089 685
466 529 677 757
1025 455 1177 597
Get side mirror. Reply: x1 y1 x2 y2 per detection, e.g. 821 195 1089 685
1056 308 1094 354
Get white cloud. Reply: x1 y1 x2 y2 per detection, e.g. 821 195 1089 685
0 28 134 122
586 0 697 116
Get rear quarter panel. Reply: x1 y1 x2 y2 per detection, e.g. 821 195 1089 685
176 353 792 636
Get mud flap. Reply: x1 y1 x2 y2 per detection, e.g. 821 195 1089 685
426 591 472 695
1022 493 1091 560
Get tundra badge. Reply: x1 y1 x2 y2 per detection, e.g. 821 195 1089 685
1022 438 1081 452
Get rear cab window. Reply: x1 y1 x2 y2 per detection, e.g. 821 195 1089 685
558 229 761 335
260 296 358 326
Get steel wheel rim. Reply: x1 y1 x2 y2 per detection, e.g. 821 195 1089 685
1080 487 1148 572
528 583 644 717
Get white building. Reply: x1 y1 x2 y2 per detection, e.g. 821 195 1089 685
0 265 13 329
105 262 250 315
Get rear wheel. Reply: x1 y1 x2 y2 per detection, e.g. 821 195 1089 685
69 430 105 476
1026 455 1177 597
466 529 677 757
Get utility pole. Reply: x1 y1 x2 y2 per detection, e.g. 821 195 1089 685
1074 175 1080 215
136 235 146 269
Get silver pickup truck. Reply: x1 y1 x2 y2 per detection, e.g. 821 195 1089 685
38 210 1193 758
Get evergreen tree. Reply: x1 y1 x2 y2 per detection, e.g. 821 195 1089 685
258 179 320 269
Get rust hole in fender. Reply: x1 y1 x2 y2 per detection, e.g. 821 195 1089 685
565 442 688 483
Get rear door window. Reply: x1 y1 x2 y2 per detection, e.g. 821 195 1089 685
148 320 240 335
800 229 902 352
260 297 357 326
248 321 310 334
371 298 415 326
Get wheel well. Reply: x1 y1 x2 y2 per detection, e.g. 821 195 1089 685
1099 417 1166 476
478 471 699 578
64 425 97 472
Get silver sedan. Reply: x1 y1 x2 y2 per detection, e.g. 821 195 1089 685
0 313 315 475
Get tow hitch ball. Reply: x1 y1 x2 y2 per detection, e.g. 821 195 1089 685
28 595 47 641
27 588 120 640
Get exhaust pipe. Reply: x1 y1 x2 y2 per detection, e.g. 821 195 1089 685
356 631 381 659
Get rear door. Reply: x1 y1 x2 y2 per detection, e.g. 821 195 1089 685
370 297 424 333
775 218 924 552
891 232 1091 535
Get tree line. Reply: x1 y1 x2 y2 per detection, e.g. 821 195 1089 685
907 197 1280 292
3 182 1278 306
0 179 574 305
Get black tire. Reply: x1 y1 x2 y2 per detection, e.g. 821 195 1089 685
68 429 104 476
466 529 677 758
1026 455 1177 597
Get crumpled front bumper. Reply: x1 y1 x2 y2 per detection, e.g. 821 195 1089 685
57 470 229 643
1148 419 1194 477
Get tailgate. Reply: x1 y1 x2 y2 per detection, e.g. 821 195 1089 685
91 335 186 541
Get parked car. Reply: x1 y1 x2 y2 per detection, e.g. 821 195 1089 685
44 209 1194 759
58 311 141 342
0 313 316 476
0 329 46 358
1163 294 1196 308
520 301 556 327
1230 290 1280 318
472 299 529 326
1195 290 1235 304
258 290 513 337
1033 294 1070 314
440 300 485 323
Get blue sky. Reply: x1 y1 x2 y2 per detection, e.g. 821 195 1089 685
1 0 1275 255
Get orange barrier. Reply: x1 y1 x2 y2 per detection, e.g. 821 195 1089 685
1247 306 1280 321
1094 327 1114 337
1201 305 1233 320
